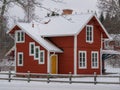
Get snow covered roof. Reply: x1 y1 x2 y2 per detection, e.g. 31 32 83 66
16 23 63 53
16 14 94 37
17 13 109 38
38 14 93 37
8 13 109 52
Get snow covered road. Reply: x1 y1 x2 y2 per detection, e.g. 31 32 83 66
0 81 120 90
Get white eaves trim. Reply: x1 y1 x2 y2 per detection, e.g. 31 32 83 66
6 24 16 34
5 45 15 56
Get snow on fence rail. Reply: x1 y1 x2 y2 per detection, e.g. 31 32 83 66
0 71 120 85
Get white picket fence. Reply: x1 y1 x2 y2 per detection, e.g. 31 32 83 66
0 71 120 85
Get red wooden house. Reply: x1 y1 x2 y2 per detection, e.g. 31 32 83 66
7 10 110 75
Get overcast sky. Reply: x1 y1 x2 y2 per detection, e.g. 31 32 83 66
8 0 98 27
41 0 98 13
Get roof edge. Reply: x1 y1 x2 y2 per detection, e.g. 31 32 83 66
75 14 94 35
41 34 75 37
94 15 111 39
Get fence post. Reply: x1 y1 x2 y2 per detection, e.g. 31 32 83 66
47 73 50 83
69 72 72 84
27 71 30 83
94 72 97 85
8 70 11 82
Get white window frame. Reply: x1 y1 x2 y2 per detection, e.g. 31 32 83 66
18 52 23 66
39 50 45 64
78 51 87 69
91 51 99 69
15 30 25 43
86 25 93 43
29 42 35 56
34 46 40 60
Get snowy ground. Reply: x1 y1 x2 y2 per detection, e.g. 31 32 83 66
0 66 120 90
105 66 120 74
0 81 120 90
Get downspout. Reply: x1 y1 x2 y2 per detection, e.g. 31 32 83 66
74 35 77 75
14 32 17 73
15 44 17 73
47 51 50 73
100 33 103 75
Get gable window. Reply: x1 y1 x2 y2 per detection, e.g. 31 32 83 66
39 50 45 64
34 46 40 60
79 51 87 69
29 42 35 56
86 25 93 43
16 31 25 43
18 52 23 66
91 51 99 68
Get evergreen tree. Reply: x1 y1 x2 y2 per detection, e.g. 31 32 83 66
99 12 104 23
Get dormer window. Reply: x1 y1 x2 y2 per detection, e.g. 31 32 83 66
86 25 93 43
16 31 25 43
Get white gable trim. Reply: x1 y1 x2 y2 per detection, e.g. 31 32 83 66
7 24 16 34
75 14 94 35
5 45 15 56
94 15 110 39
75 14 110 40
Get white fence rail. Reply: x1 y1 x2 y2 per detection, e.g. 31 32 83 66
0 71 120 85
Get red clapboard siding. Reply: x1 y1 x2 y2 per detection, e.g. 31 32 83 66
16 32 47 73
48 36 74 74
77 17 102 74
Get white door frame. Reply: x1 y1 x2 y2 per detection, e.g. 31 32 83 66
50 54 58 74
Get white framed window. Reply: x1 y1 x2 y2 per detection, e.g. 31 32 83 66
39 50 45 64
91 51 99 68
86 25 93 43
29 42 35 56
18 52 23 66
15 31 25 43
78 51 87 69
34 46 40 60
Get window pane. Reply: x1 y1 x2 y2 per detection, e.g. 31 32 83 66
31 44 34 54
92 52 98 68
17 32 20 41
39 51 45 64
35 48 39 58
21 32 24 41
83 53 85 57
80 63 82 67
16 31 25 42
40 52 43 62
83 63 85 67
18 53 23 66
19 59 22 64
79 52 86 68
86 26 93 42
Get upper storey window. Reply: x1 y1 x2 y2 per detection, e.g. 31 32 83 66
86 25 93 43
16 31 25 43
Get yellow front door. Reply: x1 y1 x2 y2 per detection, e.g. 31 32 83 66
51 55 57 74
